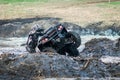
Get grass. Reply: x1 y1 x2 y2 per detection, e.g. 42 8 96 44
97 1 120 9
0 0 83 4
109 1 120 5
0 0 45 4
0 0 120 26
1 0 120 4
100 1 120 5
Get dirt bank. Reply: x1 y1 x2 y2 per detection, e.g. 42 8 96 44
0 38 120 80
0 17 120 37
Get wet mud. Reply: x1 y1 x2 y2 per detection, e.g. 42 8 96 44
0 17 120 80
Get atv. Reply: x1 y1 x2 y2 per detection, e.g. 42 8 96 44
26 24 81 57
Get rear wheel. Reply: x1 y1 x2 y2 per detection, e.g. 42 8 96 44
58 48 66 55
66 32 81 48
66 44 79 57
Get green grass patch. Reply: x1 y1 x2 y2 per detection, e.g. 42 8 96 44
0 0 84 4
1 0 120 4
0 0 44 4
97 1 120 8
109 1 120 5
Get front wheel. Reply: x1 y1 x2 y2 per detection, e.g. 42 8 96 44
26 45 36 53
66 44 79 57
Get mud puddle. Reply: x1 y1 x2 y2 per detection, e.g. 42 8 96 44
0 35 119 54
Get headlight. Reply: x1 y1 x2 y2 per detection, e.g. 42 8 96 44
41 38 48 44
58 25 63 30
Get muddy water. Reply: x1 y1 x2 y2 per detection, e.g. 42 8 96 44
78 35 119 52
0 37 27 47
0 35 119 54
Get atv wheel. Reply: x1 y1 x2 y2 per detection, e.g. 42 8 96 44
26 46 36 53
67 44 79 57
42 47 57 53
67 32 81 48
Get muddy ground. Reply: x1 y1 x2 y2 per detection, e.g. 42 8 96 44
0 38 120 80
0 17 120 37
0 17 120 80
